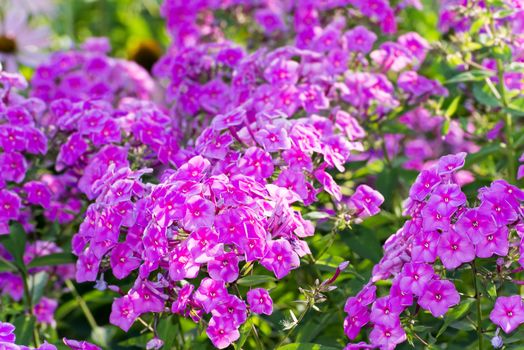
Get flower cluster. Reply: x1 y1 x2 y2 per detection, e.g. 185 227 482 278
344 152 524 348
0 69 51 233
155 1 449 174
159 0 422 49
31 38 155 105
0 322 101 350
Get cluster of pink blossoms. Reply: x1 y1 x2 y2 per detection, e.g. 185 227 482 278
343 152 524 349
31 38 155 105
155 0 451 177
73 110 384 348
0 321 101 350
159 0 421 49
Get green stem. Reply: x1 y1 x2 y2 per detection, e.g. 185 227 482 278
488 7 516 182
275 302 312 348
176 317 186 348
472 261 484 350
22 272 40 347
65 279 98 330
251 321 264 350
314 223 340 263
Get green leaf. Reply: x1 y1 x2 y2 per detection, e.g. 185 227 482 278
118 334 152 348
465 144 501 166
505 98 524 117
472 83 501 107
28 253 76 269
13 314 36 346
0 223 27 271
0 257 16 272
233 317 253 350
30 272 49 305
342 230 382 263
444 96 461 118
441 118 450 136
90 326 116 348
303 211 331 220
445 70 494 84
277 343 339 350
436 298 475 338
236 275 276 286
158 315 177 350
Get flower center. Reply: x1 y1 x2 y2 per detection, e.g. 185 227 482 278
0 35 17 54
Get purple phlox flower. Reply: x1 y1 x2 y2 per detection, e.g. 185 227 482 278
0 125 26 152
34 297 58 325
247 288 273 315
169 245 199 281
75 251 101 283
182 195 215 231
314 167 342 201
194 278 228 313
110 243 141 279
418 279 460 317
109 295 139 332
370 42 412 72
369 323 406 350
264 59 299 86
322 135 355 172
334 110 366 141
130 280 166 315
390 277 414 307
437 152 467 175
409 167 441 201
475 226 509 258
186 227 221 263
0 322 15 343
345 25 377 54
211 294 247 327
455 208 497 244
398 71 447 98
344 303 370 340
63 338 102 350
344 284 377 313
208 250 239 283
314 27 341 52
370 296 404 326
421 203 451 233
0 189 21 220
237 147 274 179
254 124 291 152
399 263 436 296
175 155 210 181
0 152 27 183
479 189 519 226
146 337 164 350
427 183 466 216
437 229 475 269
23 181 51 207
490 295 524 333
261 239 300 279
411 230 439 263
254 9 286 34
206 316 240 349
348 184 384 219
398 32 430 64
171 284 194 315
